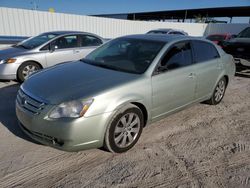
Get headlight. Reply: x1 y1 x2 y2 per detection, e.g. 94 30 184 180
48 99 93 119
4 58 17 64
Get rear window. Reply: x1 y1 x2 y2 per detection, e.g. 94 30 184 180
237 27 250 38
169 31 185 35
147 30 169 34
192 41 220 63
80 35 103 47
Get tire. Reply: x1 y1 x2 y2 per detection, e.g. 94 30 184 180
104 104 144 153
206 77 227 105
17 61 41 83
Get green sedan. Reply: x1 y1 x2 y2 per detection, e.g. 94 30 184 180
16 34 235 153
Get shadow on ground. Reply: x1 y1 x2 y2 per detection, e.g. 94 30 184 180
0 82 39 144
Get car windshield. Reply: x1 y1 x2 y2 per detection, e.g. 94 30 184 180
237 27 250 38
83 38 165 74
15 33 58 49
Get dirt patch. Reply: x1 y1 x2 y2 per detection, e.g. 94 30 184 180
0 75 249 188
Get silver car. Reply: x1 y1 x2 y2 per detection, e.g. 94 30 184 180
147 29 188 35
16 35 235 153
0 31 105 82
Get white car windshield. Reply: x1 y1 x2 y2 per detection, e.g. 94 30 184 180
16 33 58 49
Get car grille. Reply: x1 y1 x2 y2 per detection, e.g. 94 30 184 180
16 89 46 115
20 122 53 142
19 122 64 146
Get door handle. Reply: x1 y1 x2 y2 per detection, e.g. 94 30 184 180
73 50 80 53
188 73 195 78
216 65 222 70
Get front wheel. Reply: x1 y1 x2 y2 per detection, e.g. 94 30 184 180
17 62 41 82
206 77 227 105
104 104 144 153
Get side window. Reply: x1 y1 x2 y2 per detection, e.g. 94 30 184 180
174 32 185 35
159 41 192 71
169 31 183 35
40 44 50 51
192 41 220 63
80 35 103 47
51 35 78 49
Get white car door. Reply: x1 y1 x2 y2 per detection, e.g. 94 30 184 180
45 35 80 67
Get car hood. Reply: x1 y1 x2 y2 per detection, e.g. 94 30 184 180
21 61 140 104
0 46 28 60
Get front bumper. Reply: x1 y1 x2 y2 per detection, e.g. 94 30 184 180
234 58 250 69
16 100 114 152
0 63 19 80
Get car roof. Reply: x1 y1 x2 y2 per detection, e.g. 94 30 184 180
149 29 172 32
41 30 100 37
122 34 196 43
149 28 187 33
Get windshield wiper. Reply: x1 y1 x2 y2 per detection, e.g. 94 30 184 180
81 58 137 74
97 63 125 71
15 44 29 49
82 59 121 71
80 58 96 65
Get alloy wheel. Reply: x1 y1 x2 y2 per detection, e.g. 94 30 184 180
22 65 39 79
114 112 140 148
214 80 225 102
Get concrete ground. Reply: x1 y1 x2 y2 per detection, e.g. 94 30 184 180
0 71 249 188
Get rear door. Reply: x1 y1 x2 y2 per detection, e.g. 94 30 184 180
151 41 196 119
77 35 103 59
191 40 222 100
45 35 80 67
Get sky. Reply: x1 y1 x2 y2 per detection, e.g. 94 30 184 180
0 0 249 15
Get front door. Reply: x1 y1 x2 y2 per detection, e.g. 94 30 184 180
45 35 80 67
151 41 196 119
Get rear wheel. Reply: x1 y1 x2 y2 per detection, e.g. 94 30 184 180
17 62 41 82
206 77 227 105
104 104 144 153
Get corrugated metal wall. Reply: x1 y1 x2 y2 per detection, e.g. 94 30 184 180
204 23 250 36
0 7 207 37
0 7 249 38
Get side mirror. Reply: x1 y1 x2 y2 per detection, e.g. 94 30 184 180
231 34 237 39
156 65 168 73
50 45 58 52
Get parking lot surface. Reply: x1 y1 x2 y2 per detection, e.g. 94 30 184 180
0 72 249 188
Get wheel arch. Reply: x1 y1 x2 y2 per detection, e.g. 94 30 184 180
105 99 149 127
22 60 43 69
224 75 229 87
16 60 43 82
17 60 43 74
131 102 148 127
